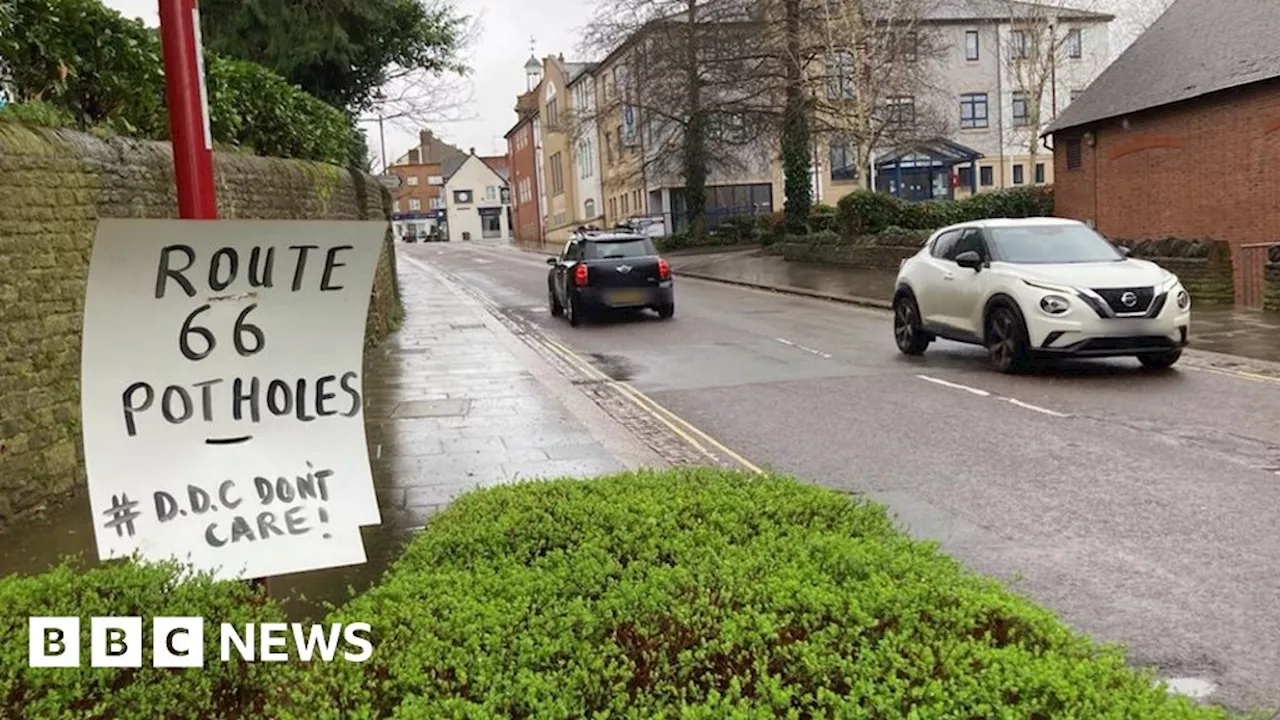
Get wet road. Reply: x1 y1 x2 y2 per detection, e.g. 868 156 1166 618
421 240 1280 712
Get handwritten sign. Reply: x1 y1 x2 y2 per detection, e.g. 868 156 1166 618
81 220 386 579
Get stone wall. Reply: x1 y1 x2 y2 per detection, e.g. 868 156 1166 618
777 233 1235 307
1266 262 1280 313
0 124 402 528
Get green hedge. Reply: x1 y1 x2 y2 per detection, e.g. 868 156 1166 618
0 0 362 165
1 471 1243 718
288 469 1227 719
836 187 1055 238
0 560 294 719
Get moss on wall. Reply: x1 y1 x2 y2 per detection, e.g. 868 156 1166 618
0 124 402 528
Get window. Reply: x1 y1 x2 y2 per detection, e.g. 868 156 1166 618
826 50 855 100
960 93 988 129
965 30 979 60
431 197 443 210
550 152 564 195
485 185 497 201
579 139 594 178
547 98 559 126
930 230 961 259
583 237 658 259
481 209 502 239
1034 163 1045 184
393 200 401 212
980 165 994 186
604 131 614 164
888 96 915 126
609 197 617 219
1065 137 1083 169
621 192 629 216
428 175 443 185
453 189 472 204
584 199 596 218
1012 92 1030 126
406 175 419 186
950 228 987 261
1012 164 1025 185
616 124 624 154
408 198 421 211
894 32 918 62
1066 28 1082 58
829 139 857 181
958 166 973 187
501 186 511 204
1012 29 1029 59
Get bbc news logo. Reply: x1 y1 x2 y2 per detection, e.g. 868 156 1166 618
29 617 372 667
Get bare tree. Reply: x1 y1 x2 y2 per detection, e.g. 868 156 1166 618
579 0 776 238
804 0 952 190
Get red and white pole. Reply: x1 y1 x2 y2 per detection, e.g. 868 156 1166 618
158 0 217 220
159 1 269 596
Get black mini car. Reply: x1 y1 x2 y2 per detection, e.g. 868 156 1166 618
546 230 675 326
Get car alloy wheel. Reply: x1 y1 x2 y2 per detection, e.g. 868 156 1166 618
892 295 929 355
986 306 1028 373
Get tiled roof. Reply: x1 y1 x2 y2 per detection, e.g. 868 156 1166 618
1048 0 1280 134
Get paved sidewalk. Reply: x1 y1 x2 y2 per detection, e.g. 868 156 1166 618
673 250 1280 365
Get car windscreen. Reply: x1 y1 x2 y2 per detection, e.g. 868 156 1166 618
584 239 657 259
986 225 1124 264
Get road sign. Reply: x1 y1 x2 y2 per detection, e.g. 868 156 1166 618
378 174 404 190
80 219 387 580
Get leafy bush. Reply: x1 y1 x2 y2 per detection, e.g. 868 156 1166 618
0 100 76 128
287 469 1230 719
835 186 1055 237
0 559 296 719
0 0 361 165
808 211 837 233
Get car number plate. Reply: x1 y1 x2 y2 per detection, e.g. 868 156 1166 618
609 289 646 305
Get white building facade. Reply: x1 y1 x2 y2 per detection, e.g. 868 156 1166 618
569 72 605 227
442 154 513 242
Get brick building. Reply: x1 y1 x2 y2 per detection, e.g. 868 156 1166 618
1047 0 1280 307
506 59 545 243
388 130 465 239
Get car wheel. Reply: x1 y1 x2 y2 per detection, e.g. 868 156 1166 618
548 284 563 317
567 291 582 327
658 303 675 320
892 293 930 355
1138 349 1182 369
986 304 1030 373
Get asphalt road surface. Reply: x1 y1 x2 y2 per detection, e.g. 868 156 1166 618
411 241 1280 712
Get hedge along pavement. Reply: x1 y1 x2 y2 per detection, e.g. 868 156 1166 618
0 469 1248 718
0 0 363 166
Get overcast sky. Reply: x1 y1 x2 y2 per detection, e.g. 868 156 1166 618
104 0 1167 171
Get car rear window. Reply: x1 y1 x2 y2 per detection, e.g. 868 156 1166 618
584 239 657 259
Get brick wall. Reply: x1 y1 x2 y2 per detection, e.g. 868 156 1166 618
1052 78 1280 304
0 124 403 528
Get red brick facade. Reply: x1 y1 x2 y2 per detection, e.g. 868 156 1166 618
1052 78 1280 304
506 118 542 243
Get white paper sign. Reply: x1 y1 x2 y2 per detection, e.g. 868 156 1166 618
81 220 386 580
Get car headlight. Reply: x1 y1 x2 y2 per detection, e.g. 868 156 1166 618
1040 295 1071 315
1177 289 1190 310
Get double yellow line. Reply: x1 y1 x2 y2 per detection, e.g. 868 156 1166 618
535 334 765 475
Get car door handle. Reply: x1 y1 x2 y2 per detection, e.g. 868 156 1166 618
943 272 955 281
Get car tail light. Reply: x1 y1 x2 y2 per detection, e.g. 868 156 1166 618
658 258 671 280
574 264 589 286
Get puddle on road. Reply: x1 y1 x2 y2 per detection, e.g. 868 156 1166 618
586 353 638 381
1163 677 1217 699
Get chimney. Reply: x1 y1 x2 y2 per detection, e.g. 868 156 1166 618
558 53 564 62
408 148 421 164
469 147 476 156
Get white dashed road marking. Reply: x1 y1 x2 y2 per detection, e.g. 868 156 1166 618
775 337 833 359
1002 397 1071 418
915 374 991 397
915 375 1073 418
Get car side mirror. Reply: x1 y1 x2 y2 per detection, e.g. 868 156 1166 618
1115 245 1132 258
546 257 558 265
955 251 983 270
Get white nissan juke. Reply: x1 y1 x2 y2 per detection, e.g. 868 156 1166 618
892 218 1192 373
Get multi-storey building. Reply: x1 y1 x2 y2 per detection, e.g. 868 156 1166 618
813 1 1113 204
388 130 465 239
536 54 598 241
505 57 545 243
